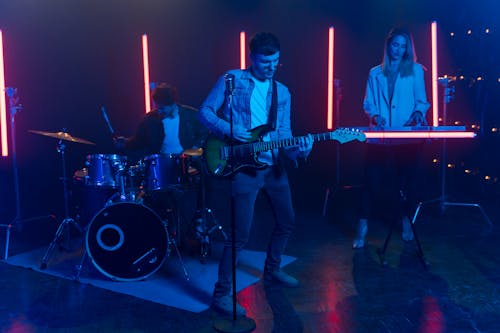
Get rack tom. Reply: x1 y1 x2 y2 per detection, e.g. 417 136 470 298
85 154 127 188
143 154 196 191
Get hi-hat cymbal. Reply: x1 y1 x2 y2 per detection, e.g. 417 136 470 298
183 147 203 156
29 130 95 145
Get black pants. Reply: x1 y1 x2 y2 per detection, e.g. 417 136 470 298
360 142 424 222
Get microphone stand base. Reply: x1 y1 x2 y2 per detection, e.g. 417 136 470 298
213 316 256 333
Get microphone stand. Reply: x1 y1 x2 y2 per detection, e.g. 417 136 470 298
322 78 343 216
411 77 492 228
8 88 22 228
1 88 53 260
213 74 256 333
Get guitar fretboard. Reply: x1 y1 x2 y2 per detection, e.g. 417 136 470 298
218 128 364 160
247 132 335 153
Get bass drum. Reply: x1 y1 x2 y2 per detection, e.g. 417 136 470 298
86 202 169 281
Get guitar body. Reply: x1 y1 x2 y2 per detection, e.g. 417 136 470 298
204 126 270 177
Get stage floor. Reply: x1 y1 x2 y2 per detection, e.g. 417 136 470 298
1 185 499 333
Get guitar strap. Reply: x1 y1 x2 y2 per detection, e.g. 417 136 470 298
268 80 283 174
267 80 278 130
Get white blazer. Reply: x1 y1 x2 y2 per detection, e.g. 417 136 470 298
363 63 430 127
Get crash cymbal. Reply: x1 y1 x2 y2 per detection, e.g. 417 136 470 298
183 147 203 156
29 130 95 145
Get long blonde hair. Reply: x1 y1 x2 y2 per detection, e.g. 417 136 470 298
381 28 416 77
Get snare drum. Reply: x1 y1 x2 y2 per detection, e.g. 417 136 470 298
143 154 193 191
85 154 127 188
86 202 169 281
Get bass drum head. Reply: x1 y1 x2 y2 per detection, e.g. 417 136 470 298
86 202 169 281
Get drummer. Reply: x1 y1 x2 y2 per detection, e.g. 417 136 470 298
114 82 208 240
114 82 207 158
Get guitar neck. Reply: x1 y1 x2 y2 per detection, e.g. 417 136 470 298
249 132 333 153
206 128 364 177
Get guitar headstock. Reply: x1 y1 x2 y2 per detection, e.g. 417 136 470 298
332 128 366 143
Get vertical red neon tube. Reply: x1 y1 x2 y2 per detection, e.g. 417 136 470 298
431 21 439 126
240 31 246 69
0 30 8 157
142 34 151 113
327 26 335 130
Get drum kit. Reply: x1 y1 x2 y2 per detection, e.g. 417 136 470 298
31 129 223 282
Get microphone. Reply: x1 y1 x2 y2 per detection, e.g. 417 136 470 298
224 73 235 95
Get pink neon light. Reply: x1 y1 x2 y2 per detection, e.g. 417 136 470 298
142 34 151 113
419 296 445 333
240 31 246 69
327 26 334 130
0 30 8 157
431 21 439 126
363 131 476 139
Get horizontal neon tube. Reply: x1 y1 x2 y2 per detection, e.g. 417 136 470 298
363 131 476 139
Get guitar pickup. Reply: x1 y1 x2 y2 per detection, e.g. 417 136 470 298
220 146 229 161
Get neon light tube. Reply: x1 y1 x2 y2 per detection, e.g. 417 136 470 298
431 21 439 126
240 31 246 69
363 131 476 139
0 30 8 157
327 26 334 130
142 34 151 113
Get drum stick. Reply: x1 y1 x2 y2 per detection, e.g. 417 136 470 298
178 103 198 112
101 106 115 136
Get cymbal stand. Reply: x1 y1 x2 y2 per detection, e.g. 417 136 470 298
195 156 227 263
168 223 190 281
40 137 82 269
1 88 54 260
412 77 492 228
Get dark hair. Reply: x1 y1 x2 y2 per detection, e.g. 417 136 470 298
151 83 178 106
249 32 280 56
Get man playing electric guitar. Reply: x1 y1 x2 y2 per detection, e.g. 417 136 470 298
198 32 313 316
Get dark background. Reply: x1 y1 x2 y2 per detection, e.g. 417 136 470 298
0 0 498 223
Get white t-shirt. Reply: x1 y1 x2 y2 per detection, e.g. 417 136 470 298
250 77 273 165
161 115 184 154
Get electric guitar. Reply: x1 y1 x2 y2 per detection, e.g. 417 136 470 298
204 125 366 177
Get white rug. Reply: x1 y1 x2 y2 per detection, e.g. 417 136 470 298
4 243 295 313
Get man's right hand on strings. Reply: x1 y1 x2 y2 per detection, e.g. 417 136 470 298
231 126 253 142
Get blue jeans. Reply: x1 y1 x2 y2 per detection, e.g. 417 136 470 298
213 167 295 298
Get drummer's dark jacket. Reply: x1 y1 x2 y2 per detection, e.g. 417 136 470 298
122 105 207 159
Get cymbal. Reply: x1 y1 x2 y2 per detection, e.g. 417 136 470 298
29 130 96 145
183 147 203 156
